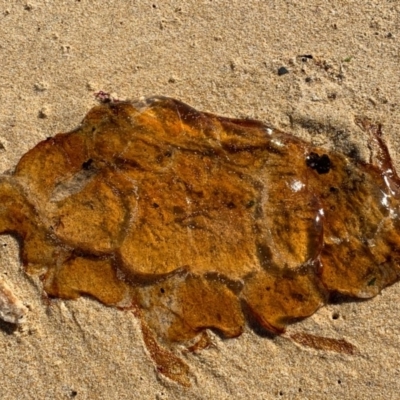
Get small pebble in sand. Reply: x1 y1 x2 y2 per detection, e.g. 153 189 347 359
277 66 289 76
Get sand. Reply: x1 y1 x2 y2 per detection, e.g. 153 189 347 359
0 1 399 399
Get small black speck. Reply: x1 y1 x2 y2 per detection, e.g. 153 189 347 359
152 203 159 208
306 152 331 174
246 200 255 208
70 390 78 397
160 288 165 294
279 391 284 396
227 202 235 209
305 77 312 83
82 159 93 170
38 110 47 119
347 147 360 161
338 379 342 385
300 54 313 61
367 277 376 286
332 312 340 320
277 66 289 76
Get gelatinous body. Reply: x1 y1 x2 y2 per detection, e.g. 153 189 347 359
1 96 400 384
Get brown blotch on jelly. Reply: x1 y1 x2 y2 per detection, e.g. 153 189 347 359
1 96 400 385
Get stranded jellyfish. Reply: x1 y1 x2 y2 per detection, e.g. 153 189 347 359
1 96 400 385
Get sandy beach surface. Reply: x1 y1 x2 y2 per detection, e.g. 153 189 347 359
0 1 400 399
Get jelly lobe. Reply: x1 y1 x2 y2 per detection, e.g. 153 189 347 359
0 96 399 344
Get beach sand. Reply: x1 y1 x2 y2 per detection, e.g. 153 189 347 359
0 1 399 399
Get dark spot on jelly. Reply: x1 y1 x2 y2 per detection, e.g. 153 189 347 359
173 206 184 214
306 152 331 174
367 277 376 286
291 292 304 301
246 200 255 208
82 159 93 170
